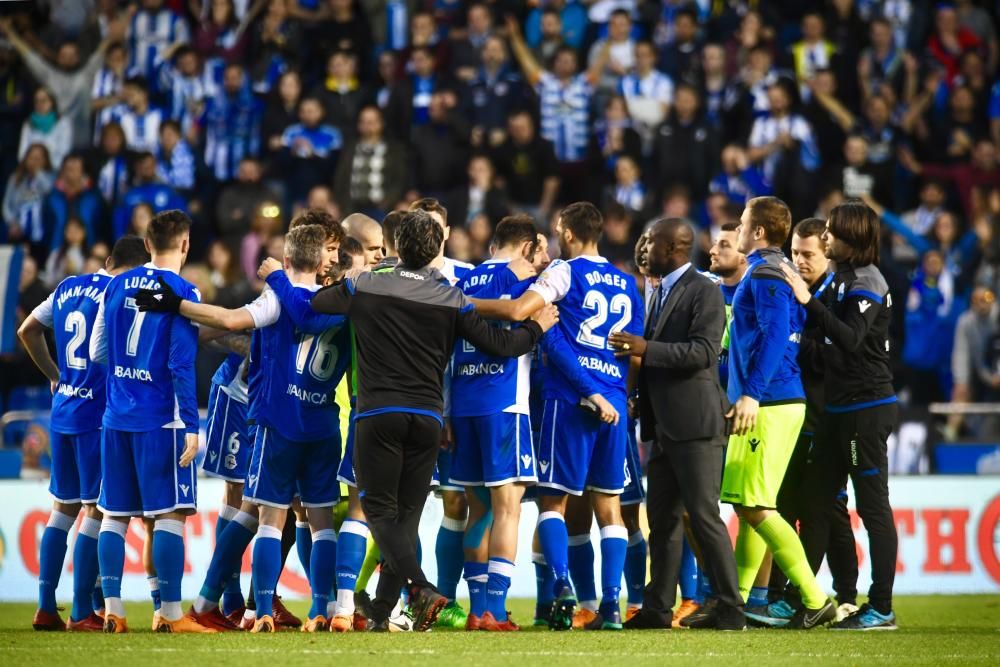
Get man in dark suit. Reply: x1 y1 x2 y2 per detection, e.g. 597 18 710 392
610 218 745 631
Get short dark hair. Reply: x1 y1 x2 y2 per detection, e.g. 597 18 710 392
410 197 448 226
339 236 363 261
397 210 443 268
560 202 603 245
794 217 827 240
147 209 191 252
493 214 538 251
285 224 326 273
291 208 344 244
720 221 740 233
160 119 182 135
381 210 405 252
123 76 149 95
610 8 631 20
827 201 880 266
746 196 792 246
108 235 150 270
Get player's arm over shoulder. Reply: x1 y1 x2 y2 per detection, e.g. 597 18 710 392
472 260 566 321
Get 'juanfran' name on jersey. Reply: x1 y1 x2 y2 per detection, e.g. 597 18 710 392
286 383 330 405
56 283 105 310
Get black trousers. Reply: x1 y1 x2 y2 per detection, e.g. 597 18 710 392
644 435 742 622
354 411 441 621
798 403 898 613
771 432 859 605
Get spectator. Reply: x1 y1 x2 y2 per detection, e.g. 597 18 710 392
0 43 30 186
447 154 509 228
955 50 992 116
588 95 642 192
857 18 905 104
128 0 192 81
803 69 852 168
709 143 770 205
333 105 408 216
0 16 125 148
927 4 983 84
524 0 587 51
903 139 1000 220
192 0 250 65
279 96 343 207
200 62 262 182
788 12 836 92
597 202 639 270
410 92 470 198
18 88 73 168
723 9 773 77
248 0 302 94
506 15 598 203
305 184 342 220
205 238 254 308
311 51 369 132
313 0 374 82
262 69 302 157
216 156 278 248
902 178 949 236
41 153 106 252
113 152 187 238
604 154 647 217
155 44 208 135
490 110 560 226
658 7 702 83
385 46 455 141
155 119 196 195
87 122 130 206
826 135 893 207
651 83 720 203
240 199 283 285
371 50 400 110
587 9 636 100
720 44 775 145
119 77 165 153
2 144 55 258
450 2 494 83
700 42 729 126
620 40 673 154
462 35 527 149
747 77 820 218
927 86 989 164
902 250 961 404
91 42 128 139
859 94 903 166
395 10 450 79
948 286 998 436
43 217 89 288
955 0 998 72
529 8 567 65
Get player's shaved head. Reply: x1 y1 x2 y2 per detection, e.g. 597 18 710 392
343 212 379 239
108 234 151 271
284 224 326 273
343 213 384 267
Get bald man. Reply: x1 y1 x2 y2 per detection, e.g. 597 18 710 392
609 218 744 631
343 213 385 268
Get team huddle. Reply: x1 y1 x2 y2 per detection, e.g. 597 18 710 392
21 193 898 635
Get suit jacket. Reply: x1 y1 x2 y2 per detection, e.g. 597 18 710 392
638 266 729 443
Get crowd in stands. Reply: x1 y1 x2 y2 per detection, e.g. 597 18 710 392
0 0 999 435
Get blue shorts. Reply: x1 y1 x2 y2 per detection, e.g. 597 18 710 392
336 413 357 488
202 384 250 483
435 449 461 493
245 426 340 509
620 420 645 506
98 428 198 517
536 398 628 496
49 429 102 504
450 413 537 487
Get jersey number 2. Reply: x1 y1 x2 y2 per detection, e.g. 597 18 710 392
576 290 631 350
64 311 88 370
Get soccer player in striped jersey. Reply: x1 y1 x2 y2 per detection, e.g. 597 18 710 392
19 236 149 632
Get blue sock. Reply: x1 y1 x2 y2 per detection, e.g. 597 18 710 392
201 511 257 604
464 561 488 617
486 558 514 621
97 520 126 603
748 586 769 608
152 519 186 607
680 538 699 600
71 517 101 621
38 511 74 613
599 525 628 604
296 521 312 582
336 520 368 597
568 534 597 605
435 518 465 601
309 529 336 619
624 531 647 606
215 506 245 615
697 570 713 605
533 552 555 619
252 525 283 619
537 512 570 595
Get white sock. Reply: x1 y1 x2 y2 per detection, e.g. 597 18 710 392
243 608 255 621
105 597 125 618
335 588 355 616
193 595 216 614
581 600 599 612
160 600 183 621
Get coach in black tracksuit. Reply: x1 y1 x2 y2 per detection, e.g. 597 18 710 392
310 210 556 631
780 202 898 630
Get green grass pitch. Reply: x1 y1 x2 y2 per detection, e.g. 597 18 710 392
1 596 999 666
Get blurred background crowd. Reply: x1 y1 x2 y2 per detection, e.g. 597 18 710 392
0 0 999 472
